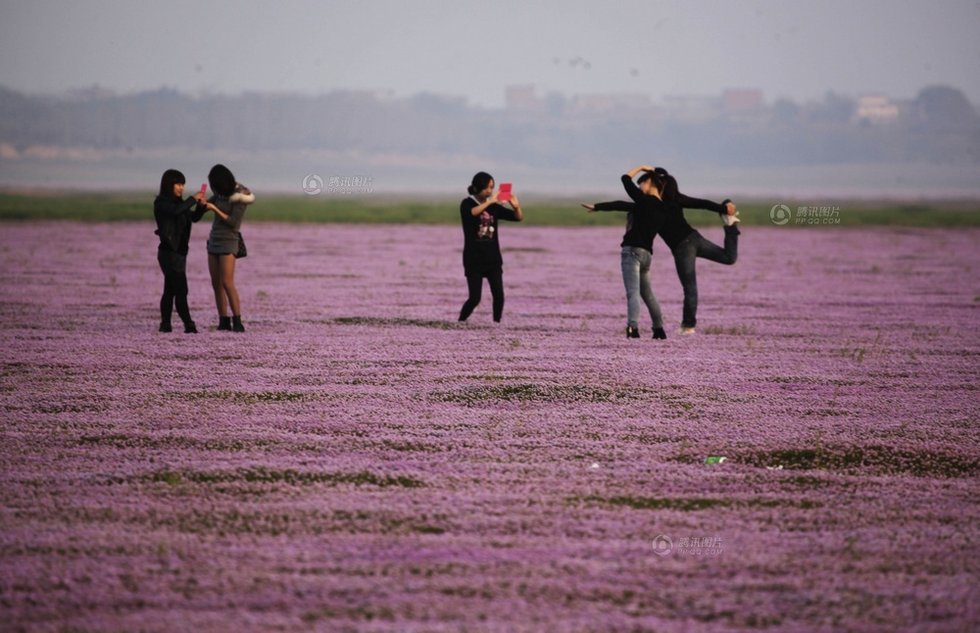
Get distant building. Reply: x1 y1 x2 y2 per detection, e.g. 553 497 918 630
722 89 765 113
505 85 544 112
662 95 721 122
855 95 899 124
571 93 653 114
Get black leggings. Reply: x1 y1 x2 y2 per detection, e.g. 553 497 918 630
158 250 192 325
459 269 504 322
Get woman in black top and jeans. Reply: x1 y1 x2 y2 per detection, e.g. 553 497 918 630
583 166 676 339
458 171 524 323
153 169 206 333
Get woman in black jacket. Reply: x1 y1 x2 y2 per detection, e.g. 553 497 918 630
458 171 524 323
153 169 206 333
653 167 739 334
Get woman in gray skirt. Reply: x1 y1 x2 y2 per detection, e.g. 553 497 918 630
202 164 255 332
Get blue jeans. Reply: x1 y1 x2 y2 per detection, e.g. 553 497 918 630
672 226 739 328
621 246 663 330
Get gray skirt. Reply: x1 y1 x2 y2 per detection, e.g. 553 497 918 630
207 233 238 255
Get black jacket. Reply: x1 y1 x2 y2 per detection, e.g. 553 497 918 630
154 195 205 255
610 175 677 253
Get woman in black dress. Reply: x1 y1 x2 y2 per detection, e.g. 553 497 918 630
153 169 206 333
458 172 524 323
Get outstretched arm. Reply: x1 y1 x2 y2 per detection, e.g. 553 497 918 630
584 200 635 213
676 192 735 215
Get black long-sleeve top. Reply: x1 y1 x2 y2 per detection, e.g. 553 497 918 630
459 196 519 272
604 175 677 253
594 186 729 251
154 195 206 255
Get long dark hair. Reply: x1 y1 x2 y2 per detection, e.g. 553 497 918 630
467 171 493 196
651 167 679 201
158 169 185 198
208 164 236 198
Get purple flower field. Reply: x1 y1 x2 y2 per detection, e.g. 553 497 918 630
1 220 978 632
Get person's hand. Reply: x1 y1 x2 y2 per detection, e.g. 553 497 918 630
488 192 499 205
508 194 520 209
193 191 206 203
581 203 596 212
640 164 655 172
725 201 737 215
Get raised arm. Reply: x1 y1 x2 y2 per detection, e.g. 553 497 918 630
191 200 207 222
505 194 523 222
157 195 202 218
620 174 643 203
204 200 231 223
468 194 499 217
621 165 656 202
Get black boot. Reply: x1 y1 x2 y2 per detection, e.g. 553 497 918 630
159 322 173 333
232 316 245 333
184 321 198 334
626 325 640 339
653 328 667 340
217 316 232 331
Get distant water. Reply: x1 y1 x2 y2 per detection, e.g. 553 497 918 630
2 149 979 199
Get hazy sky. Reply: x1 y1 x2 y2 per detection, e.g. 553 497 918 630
2 0 979 106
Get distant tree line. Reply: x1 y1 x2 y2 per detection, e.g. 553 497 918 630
0 85 976 168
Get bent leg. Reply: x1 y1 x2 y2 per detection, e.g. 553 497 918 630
694 227 739 265
459 274 483 321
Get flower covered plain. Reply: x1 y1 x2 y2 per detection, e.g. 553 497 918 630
0 221 977 631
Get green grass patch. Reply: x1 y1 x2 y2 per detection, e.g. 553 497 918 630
429 383 648 405
570 494 821 511
1 191 978 226
177 389 312 404
680 445 980 478
142 466 425 488
332 316 464 330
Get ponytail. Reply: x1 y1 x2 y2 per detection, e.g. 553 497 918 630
467 171 493 196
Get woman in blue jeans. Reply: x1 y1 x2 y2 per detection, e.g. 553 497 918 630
583 165 675 339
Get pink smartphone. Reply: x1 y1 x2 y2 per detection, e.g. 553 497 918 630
199 183 208 196
498 183 513 202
